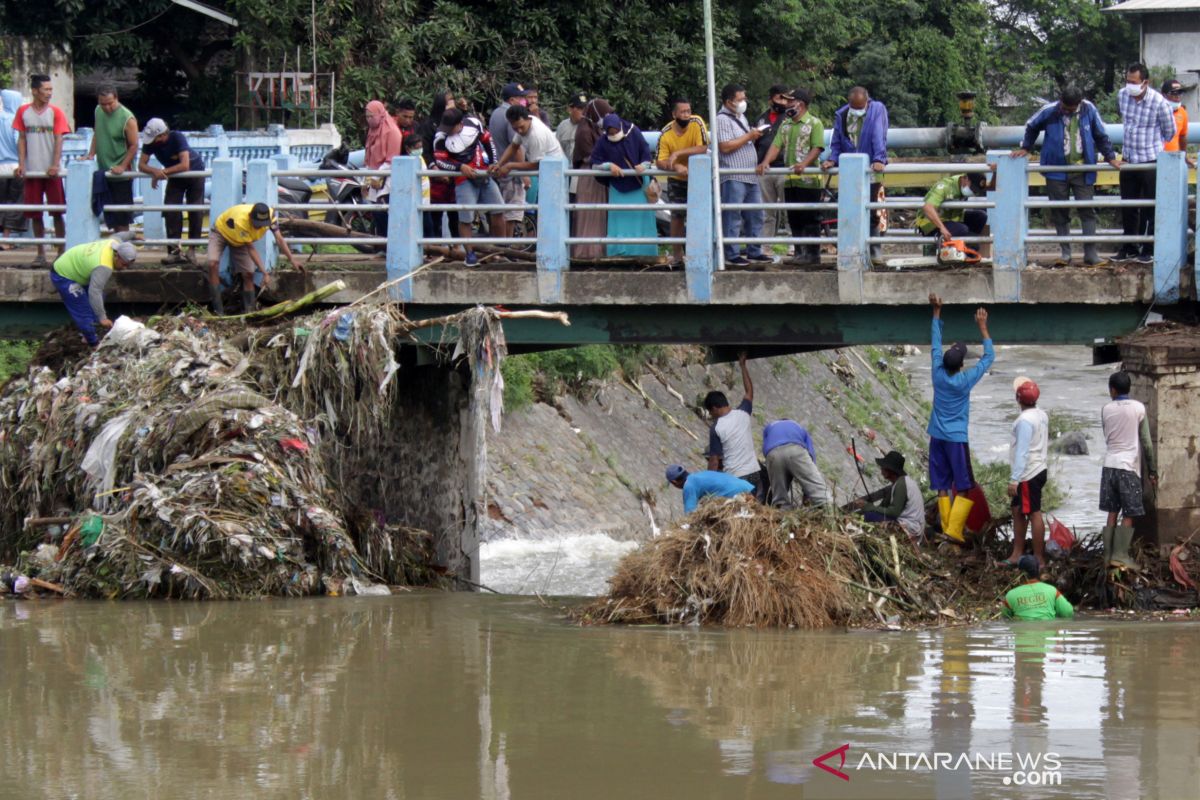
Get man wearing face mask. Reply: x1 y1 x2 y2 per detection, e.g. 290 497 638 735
822 87 889 259
716 83 772 266
1116 62 1176 263
915 172 990 241
753 85 794 240
1013 86 1119 267
1161 80 1194 167
656 98 710 269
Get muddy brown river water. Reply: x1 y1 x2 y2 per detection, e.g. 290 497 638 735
2 595 1198 799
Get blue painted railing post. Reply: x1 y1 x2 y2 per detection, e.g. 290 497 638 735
536 157 569 303
209 158 241 282
684 154 714 302
387 155 422 301
245 159 277 271
836 153 870 303
989 151 1026 302
142 164 166 242
65 159 99 248
1153 150 1187 304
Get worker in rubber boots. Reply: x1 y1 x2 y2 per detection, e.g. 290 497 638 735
206 201 298 315
927 293 994 543
50 234 138 346
1002 555 1074 620
1099 370 1157 571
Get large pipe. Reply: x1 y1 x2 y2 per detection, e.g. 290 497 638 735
877 123 1197 151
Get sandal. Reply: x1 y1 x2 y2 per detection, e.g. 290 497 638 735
162 252 189 266
32 253 46 267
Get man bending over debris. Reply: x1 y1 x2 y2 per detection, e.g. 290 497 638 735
927 293 994 542
762 418 830 507
1099 370 1156 571
51 233 138 346
206 201 298 315
705 352 764 499
853 450 926 545
667 465 755 514
1002 555 1074 620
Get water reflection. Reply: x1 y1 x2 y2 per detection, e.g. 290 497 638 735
1 598 1198 799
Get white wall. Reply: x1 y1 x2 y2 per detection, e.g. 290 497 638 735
1142 12 1200 120
2 37 75 125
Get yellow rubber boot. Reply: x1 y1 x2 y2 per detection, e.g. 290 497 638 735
938 496 952 535
945 495 974 543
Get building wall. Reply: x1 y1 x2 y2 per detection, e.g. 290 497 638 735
1 37 74 124
1142 12 1200 119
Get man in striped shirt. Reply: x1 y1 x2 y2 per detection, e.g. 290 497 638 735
716 84 772 266
1116 62 1176 263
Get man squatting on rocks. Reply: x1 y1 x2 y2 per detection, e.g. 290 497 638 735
1099 370 1157 571
51 234 139 346
927 293 994 543
704 352 765 500
853 450 926 545
1003 377 1050 567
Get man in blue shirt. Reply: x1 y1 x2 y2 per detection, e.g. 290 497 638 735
762 419 830 508
928 293 994 542
666 465 755 514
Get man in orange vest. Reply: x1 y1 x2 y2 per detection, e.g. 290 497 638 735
1160 80 1196 168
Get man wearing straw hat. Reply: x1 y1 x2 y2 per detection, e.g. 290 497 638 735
50 233 138 346
854 450 926 545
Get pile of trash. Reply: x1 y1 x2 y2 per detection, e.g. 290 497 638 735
578 498 1074 628
0 300 523 600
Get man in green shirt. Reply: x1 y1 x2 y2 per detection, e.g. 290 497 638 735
50 234 138 346
757 88 825 264
915 172 989 241
83 85 139 233
1001 555 1075 620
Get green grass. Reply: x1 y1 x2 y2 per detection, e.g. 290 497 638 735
972 458 1065 517
501 344 669 411
0 341 38 383
1047 410 1090 440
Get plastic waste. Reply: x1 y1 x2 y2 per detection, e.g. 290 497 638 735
104 315 162 349
333 312 354 342
348 577 392 596
81 411 136 498
13 575 30 595
81 515 104 547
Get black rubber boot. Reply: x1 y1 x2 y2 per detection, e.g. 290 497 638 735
208 283 225 316
241 290 256 313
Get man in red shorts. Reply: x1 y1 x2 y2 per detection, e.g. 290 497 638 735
12 73 70 266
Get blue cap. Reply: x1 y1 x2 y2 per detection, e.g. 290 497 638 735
665 465 687 483
501 82 528 100
1017 554 1040 578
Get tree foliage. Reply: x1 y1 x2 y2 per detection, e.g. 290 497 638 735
2 0 1139 138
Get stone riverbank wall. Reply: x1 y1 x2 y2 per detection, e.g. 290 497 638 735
483 348 932 543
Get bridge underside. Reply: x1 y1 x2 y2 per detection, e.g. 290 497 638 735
0 264 1181 346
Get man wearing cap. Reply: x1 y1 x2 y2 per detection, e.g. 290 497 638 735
666 465 755 514
1001 555 1074 620
927 293 994 543
854 450 926 545
138 118 206 265
1161 79 1194 167
206 202 298 315
762 418 830 508
488 82 530 239
1003 377 1050 566
51 234 138 346
556 93 587 177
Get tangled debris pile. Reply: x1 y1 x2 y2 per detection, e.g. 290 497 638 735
0 301 532 600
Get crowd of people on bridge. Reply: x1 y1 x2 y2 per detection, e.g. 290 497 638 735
666 295 1156 621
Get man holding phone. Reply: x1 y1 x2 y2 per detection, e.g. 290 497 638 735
716 84 772 266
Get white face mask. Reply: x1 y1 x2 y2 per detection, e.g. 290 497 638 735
848 106 867 118
1126 81 1147 97
607 130 626 143
1169 100 1182 110
961 184 974 198
733 100 747 115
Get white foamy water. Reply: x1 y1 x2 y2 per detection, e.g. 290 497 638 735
479 533 640 596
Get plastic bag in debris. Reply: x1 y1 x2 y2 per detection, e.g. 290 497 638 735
80 411 136 500
103 315 162 350
348 577 392 596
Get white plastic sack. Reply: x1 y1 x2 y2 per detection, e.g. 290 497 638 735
104 315 161 350
81 411 136 499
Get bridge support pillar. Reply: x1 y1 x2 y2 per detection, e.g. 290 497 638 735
989 150 1026 301
387 155 422 302
1153 150 1186 304
64 159 99 249
142 174 165 243
685 154 714 302
836 153 869 303
209 158 241 283
536 156 568 303
246 159 277 273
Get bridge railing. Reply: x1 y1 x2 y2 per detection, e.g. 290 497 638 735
1 150 1193 305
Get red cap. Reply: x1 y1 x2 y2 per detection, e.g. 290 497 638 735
1016 380 1040 405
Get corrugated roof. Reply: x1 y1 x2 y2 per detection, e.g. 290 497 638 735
1106 0 1200 12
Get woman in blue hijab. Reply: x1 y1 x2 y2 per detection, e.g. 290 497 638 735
589 113 657 257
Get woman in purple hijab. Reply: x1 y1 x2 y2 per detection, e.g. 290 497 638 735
589 113 657 257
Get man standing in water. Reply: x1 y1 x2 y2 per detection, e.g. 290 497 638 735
927 293 994 542
1002 555 1074 620
1100 370 1157 570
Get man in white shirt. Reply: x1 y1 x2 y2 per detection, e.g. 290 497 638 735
493 105 565 178
705 352 763 499
1003 377 1049 566
1099 370 1157 569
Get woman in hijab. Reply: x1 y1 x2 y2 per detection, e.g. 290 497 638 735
589 112 657 257
570 99 612 259
419 88 461 249
364 99 404 236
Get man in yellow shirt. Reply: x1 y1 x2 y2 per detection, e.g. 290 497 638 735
206 202 298 314
655 99 709 269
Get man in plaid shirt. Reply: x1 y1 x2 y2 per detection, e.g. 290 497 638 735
1116 62 1176 263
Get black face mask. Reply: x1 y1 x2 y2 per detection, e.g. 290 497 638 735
785 106 799 118
771 101 787 113
675 116 690 128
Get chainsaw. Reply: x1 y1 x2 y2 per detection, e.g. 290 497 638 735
885 236 987 270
